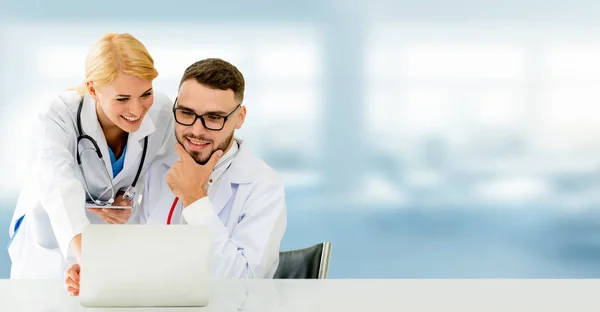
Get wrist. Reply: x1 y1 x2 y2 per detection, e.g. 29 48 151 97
71 234 82 263
182 190 207 208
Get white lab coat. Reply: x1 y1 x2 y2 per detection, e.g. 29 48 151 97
134 138 287 278
7 89 175 279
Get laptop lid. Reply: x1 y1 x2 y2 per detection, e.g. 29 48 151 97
78 224 212 307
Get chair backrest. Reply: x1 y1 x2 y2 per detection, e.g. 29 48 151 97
274 242 332 279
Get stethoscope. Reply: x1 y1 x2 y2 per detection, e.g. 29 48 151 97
76 97 148 206
166 139 240 224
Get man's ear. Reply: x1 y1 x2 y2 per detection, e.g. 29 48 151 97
235 105 246 129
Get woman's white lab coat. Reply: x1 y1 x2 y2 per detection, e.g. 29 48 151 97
7 89 175 279
136 139 287 278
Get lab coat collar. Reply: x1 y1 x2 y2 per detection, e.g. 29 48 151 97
209 137 239 189
206 138 245 216
81 95 112 177
223 138 256 184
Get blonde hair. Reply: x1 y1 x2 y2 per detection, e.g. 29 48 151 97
73 32 158 95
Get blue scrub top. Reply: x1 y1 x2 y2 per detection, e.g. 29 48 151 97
108 145 127 178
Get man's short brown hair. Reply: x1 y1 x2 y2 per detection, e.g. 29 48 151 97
179 58 245 103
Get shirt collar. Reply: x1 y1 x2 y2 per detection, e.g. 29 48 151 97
207 138 240 190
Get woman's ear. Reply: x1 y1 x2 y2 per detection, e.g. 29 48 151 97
86 81 99 102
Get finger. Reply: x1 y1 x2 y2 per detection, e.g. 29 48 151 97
67 286 79 296
173 160 182 171
102 208 131 216
67 264 81 283
104 209 131 223
89 208 126 221
111 199 132 207
99 212 120 224
175 143 194 163
111 211 130 223
113 199 132 207
64 271 71 285
64 274 79 292
89 209 111 222
100 215 125 224
166 172 173 187
207 150 224 168
89 209 115 223
65 276 79 290
166 168 181 188
104 215 122 224
115 195 131 204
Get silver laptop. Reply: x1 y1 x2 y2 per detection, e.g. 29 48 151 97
79 224 212 308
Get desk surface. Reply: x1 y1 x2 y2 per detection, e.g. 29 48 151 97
1 279 600 311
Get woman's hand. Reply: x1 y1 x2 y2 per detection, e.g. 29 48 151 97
64 264 81 296
87 191 132 224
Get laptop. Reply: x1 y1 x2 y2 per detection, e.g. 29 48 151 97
78 224 212 307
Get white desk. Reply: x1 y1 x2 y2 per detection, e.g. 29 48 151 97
1 279 600 311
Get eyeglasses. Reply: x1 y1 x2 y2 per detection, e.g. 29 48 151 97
172 97 241 131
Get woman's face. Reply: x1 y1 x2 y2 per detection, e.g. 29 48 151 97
87 72 154 133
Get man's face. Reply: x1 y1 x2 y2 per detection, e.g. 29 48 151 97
174 79 246 165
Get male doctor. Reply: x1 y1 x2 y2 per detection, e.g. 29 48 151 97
65 58 287 295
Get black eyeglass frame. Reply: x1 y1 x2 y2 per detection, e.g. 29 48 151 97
172 97 241 131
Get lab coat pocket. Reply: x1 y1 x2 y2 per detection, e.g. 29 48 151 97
7 223 23 261
30 207 59 249
8 217 65 279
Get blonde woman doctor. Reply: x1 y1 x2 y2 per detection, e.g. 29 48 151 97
7 33 175 279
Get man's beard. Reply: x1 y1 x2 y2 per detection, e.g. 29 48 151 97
176 131 234 165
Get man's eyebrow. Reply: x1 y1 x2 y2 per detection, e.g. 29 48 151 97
175 104 195 111
206 110 228 115
176 104 227 115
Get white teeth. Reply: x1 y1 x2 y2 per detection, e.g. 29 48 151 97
122 115 140 122
188 138 209 145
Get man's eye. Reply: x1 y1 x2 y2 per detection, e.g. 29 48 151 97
206 115 223 121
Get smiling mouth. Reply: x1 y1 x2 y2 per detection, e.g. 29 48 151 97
187 137 210 146
121 115 141 123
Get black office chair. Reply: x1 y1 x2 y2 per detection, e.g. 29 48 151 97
274 242 332 279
